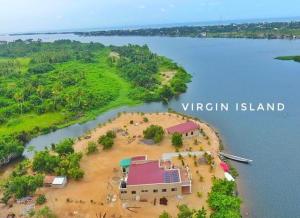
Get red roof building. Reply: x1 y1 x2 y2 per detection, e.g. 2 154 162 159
120 156 192 200
166 121 199 134
131 155 147 162
127 160 165 185
127 160 180 185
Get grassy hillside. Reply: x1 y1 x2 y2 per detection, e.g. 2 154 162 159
0 40 190 164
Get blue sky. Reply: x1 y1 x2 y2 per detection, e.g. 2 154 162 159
1 0 300 33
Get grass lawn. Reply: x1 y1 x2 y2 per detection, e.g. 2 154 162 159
0 112 66 136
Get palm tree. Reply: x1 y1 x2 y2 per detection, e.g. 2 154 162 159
14 91 24 114
36 85 45 102
52 83 62 110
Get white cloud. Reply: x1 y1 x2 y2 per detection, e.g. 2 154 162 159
160 8 166 13
56 15 63 20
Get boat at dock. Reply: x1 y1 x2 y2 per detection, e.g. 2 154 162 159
219 152 253 164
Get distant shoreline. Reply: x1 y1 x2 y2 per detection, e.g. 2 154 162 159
8 21 300 40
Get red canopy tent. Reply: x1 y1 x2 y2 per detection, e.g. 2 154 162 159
220 162 230 172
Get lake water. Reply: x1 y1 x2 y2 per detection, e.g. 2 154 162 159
2 34 300 218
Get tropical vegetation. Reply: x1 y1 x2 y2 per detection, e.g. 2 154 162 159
143 125 165 143
75 21 300 39
0 39 190 166
98 130 116 150
159 204 207 218
86 141 98 154
171 132 183 148
32 139 84 180
207 178 241 218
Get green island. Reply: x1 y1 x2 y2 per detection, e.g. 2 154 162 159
275 55 300 62
0 39 191 166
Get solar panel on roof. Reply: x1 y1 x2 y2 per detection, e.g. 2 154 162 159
163 171 180 183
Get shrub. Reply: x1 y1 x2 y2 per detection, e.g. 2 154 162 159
35 206 57 218
177 204 206 218
171 133 183 147
159 85 174 99
193 139 198 145
55 138 74 156
227 162 239 178
159 211 171 218
54 152 84 180
98 130 116 150
28 63 55 74
36 194 47 205
32 151 59 173
2 174 44 200
143 125 164 143
86 141 98 154
98 135 114 150
68 167 84 180
143 117 149 122
106 130 116 138
208 179 241 218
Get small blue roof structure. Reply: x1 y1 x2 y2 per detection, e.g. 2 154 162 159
120 158 131 168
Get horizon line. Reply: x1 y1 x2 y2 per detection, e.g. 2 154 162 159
3 15 300 36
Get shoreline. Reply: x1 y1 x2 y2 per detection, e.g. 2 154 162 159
4 32 300 41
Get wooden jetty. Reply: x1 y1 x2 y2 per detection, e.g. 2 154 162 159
219 152 253 164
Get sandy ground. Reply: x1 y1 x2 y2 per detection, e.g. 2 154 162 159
160 71 176 85
0 112 224 218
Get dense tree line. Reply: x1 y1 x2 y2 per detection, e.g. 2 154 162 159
76 21 300 39
0 40 110 125
111 44 159 88
0 39 104 58
111 45 191 102
0 40 111 165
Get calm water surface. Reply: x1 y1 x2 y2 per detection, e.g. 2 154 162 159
2 34 300 218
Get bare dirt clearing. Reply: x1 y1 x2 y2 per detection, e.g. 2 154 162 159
160 71 177 85
0 112 224 218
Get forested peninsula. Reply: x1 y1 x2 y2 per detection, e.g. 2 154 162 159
0 39 191 166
